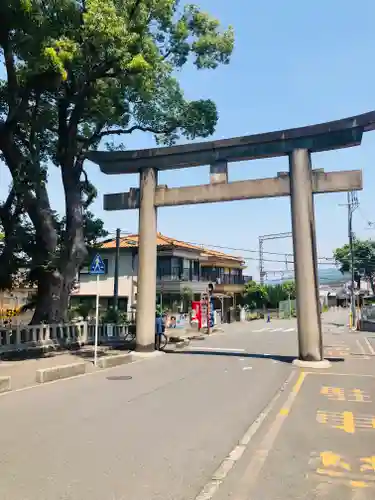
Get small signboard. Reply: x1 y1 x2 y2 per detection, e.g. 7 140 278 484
90 254 106 275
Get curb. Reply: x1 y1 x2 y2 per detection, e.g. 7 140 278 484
36 362 86 384
96 353 134 369
0 376 11 393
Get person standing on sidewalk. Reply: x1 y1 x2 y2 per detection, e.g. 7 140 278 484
155 313 164 350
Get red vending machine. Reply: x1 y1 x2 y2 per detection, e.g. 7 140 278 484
191 301 202 329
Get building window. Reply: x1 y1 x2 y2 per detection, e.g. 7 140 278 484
157 257 172 279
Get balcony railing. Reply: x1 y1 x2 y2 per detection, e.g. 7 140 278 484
157 267 200 282
206 274 244 285
157 267 244 285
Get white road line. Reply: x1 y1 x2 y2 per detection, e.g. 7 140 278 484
242 366 253 371
194 371 297 500
364 337 375 356
270 328 283 332
231 372 306 500
283 328 296 332
252 328 267 332
188 347 246 353
356 339 366 357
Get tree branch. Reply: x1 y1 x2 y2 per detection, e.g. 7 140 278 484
1 35 18 111
128 0 143 24
86 123 178 143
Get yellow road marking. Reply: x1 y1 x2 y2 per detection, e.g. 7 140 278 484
360 456 375 472
279 408 289 416
293 372 306 393
321 386 345 401
351 481 369 488
316 468 344 477
342 411 355 434
320 451 351 471
350 389 371 403
317 411 375 433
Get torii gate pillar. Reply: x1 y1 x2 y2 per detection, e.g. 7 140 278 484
136 167 158 352
289 149 323 363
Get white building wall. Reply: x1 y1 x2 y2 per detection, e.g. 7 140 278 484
72 252 138 309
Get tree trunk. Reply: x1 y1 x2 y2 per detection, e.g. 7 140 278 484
56 162 88 323
0 132 62 324
31 269 63 324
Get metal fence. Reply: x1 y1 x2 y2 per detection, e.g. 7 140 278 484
279 299 296 319
360 305 375 322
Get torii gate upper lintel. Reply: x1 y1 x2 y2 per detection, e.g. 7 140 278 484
86 110 375 174
86 111 371 364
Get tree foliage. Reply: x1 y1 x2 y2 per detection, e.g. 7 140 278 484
0 0 234 322
244 280 296 309
333 238 375 292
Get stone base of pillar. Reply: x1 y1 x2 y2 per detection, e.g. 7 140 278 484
132 350 164 359
292 359 332 369
135 343 155 353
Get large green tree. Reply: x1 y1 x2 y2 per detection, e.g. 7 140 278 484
333 238 375 293
0 0 234 322
243 281 268 309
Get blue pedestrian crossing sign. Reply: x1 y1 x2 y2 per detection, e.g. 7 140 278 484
90 253 106 275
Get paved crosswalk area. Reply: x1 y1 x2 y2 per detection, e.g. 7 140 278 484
252 326 296 333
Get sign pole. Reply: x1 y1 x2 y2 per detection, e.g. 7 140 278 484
94 274 100 367
89 252 106 367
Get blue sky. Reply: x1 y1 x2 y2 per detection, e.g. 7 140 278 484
1 0 375 278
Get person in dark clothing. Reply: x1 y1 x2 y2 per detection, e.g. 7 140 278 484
155 313 164 350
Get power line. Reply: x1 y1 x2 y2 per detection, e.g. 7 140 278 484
259 232 292 285
182 239 335 262
240 255 333 265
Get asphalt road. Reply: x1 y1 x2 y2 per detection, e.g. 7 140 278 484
1 312 373 500
0 319 296 500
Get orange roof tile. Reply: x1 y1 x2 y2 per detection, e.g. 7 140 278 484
100 233 244 264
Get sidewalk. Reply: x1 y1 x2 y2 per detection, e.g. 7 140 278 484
0 345 127 390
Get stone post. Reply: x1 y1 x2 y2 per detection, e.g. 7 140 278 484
136 167 158 352
289 149 327 366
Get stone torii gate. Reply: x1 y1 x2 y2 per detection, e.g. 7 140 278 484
87 111 375 366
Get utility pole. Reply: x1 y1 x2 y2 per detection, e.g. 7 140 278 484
258 232 292 284
346 192 359 328
259 237 265 285
113 228 121 311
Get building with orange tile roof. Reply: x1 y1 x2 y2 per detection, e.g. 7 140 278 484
71 233 249 315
